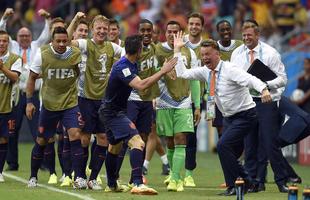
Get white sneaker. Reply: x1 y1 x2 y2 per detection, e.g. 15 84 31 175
88 179 102 190
0 173 4 182
73 177 87 189
28 177 37 188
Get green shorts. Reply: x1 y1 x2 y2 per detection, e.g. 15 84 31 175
156 108 194 137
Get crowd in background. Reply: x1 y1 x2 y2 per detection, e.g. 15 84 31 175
0 0 309 52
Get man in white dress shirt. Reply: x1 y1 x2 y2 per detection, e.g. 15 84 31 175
174 33 271 196
231 19 300 193
0 8 50 171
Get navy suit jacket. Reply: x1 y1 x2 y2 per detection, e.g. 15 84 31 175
278 96 310 147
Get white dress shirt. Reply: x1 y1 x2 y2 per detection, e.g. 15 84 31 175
175 53 267 117
231 41 287 101
0 18 50 91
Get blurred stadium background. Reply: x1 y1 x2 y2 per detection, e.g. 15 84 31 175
0 0 309 166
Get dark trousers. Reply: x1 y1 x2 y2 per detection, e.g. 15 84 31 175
244 100 291 185
185 103 201 171
6 91 40 168
217 108 257 187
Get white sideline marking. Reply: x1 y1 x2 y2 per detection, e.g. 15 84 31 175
3 172 96 200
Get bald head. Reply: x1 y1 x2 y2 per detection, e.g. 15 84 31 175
17 27 32 49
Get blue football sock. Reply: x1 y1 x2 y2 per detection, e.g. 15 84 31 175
89 145 107 180
70 140 84 180
105 151 118 187
30 142 45 178
62 136 72 177
0 143 8 173
45 142 56 175
130 148 143 186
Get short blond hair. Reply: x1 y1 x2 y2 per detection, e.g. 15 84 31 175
90 15 109 29
242 20 260 33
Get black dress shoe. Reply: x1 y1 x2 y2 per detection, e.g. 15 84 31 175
257 183 266 192
288 177 302 184
277 184 289 193
248 183 265 193
218 187 236 196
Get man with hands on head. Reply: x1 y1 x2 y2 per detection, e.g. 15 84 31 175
173 31 272 196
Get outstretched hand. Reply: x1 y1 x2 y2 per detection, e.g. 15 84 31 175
173 31 185 52
161 57 178 74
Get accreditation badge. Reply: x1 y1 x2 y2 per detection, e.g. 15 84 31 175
206 96 216 120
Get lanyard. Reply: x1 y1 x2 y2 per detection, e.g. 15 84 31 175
245 42 263 65
206 61 223 95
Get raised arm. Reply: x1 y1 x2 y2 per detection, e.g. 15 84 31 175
0 8 14 31
33 9 51 46
173 31 208 81
67 12 86 44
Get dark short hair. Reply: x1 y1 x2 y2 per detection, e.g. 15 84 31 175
125 35 142 55
166 20 181 30
109 18 120 29
139 19 153 26
201 39 220 51
79 19 89 27
216 20 231 31
188 12 204 26
74 19 88 31
52 27 68 39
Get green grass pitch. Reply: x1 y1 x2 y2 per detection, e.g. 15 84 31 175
0 143 309 200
